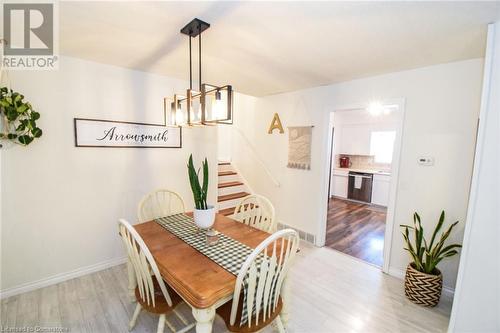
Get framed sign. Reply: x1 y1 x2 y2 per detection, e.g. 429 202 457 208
74 118 182 148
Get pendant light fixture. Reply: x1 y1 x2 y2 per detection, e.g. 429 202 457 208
165 18 233 126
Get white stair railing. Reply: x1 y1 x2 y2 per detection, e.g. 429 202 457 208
231 127 280 188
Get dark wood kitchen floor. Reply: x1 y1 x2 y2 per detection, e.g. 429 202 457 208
326 198 386 267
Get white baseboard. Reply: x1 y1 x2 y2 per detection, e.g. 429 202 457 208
387 267 455 299
0 256 127 300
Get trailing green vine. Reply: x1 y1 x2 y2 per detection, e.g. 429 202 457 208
0 86 42 146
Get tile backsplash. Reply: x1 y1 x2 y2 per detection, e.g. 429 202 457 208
336 154 391 172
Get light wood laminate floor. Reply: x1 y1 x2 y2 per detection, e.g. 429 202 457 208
1 243 452 332
326 198 387 267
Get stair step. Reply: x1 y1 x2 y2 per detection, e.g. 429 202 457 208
218 171 237 177
218 192 249 202
218 181 244 189
219 207 235 216
218 162 231 166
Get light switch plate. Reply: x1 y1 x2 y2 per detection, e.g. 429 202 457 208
418 156 434 166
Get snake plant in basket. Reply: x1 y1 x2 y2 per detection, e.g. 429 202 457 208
400 211 461 307
187 154 215 229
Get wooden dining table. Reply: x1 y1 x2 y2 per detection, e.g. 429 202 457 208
127 213 291 333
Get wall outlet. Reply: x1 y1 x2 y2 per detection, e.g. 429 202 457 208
418 156 434 166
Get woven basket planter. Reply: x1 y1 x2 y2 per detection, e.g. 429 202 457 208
404 263 442 307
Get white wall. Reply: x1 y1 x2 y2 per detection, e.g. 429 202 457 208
0 56 219 292
223 59 483 289
217 92 261 175
449 23 500 333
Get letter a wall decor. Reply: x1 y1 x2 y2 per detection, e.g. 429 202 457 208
268 113 284 134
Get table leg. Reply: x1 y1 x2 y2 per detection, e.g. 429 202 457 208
192 306 215 333
281 277 291 326
127 257 137 302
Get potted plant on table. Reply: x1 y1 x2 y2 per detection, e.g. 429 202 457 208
187 154 215 230
400 211 461 307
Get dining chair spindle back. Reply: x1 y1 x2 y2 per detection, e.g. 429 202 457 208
233 194 276 232
216 229 299 333
118 219 194 333
137 189 185 223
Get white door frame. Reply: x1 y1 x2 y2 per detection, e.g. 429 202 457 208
316 98 406 274
448 23 496 332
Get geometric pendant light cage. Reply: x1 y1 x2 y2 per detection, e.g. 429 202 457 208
165 18 233 126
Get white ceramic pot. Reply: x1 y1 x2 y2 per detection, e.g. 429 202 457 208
193 205 215 229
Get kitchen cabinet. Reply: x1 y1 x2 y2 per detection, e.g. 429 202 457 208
338 125 371 155
371 174 391 206
331 169 348 198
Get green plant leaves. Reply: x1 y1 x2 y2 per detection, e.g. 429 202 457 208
0 86 42 146
202 158 209 208
17 104 28 113
428 211 445 251
6 107 18 121
32 128 42 138
187 154 209 210
188 155 202 209
401 211 461 274
12 93 22 103
18 135 33 145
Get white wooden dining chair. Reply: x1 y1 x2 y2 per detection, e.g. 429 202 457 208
118 219 194 333
137 189 185 222
216 229 300 333
233 194 277 232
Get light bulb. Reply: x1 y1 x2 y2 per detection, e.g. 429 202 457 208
170 102 176 125
216 100 224 119
212 99 224 120
176 107 184 124
368 102 384 116
197 104 202 120
215 90 224 120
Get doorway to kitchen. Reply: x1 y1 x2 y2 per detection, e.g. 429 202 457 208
322 101 404 270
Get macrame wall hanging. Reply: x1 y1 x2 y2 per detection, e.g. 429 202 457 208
287 126 313 170
287 97 314 170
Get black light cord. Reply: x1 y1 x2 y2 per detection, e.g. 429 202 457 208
199 23 202 92
189 33 192 90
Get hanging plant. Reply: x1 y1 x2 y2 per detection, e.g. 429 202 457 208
0 86 42 146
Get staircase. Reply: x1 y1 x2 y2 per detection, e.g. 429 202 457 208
217 162 250 216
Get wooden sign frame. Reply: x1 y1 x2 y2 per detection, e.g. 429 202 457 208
74 118 182 148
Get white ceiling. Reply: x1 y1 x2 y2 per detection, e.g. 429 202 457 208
60 1 500 96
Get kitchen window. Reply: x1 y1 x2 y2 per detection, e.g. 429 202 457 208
370 131 396 163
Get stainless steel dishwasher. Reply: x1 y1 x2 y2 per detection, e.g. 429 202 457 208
347 171 373 203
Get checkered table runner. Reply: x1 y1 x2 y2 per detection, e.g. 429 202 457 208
155 213 272 326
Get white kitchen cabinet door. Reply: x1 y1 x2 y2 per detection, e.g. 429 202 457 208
332 174 348 198
371 174 391 206
339 125 371 155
